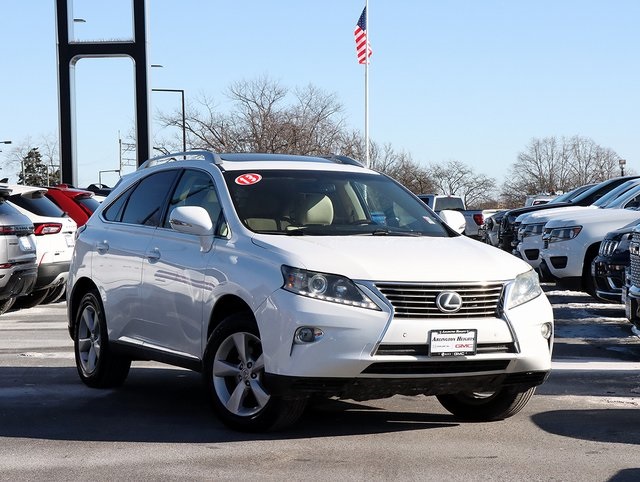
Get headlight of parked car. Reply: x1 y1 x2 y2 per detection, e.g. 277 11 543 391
506 270 543 309
523 223 545 238
544 225 582 243
282 266 380 310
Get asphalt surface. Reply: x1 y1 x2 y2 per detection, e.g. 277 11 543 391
0 290 639 481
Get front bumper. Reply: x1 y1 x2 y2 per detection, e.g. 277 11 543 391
265 370 550 400
255 288 554 399
517 235 544 269
592 254 626 303
625 285 640 328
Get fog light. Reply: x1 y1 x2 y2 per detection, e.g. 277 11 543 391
541 322 553 339
294 327 324 344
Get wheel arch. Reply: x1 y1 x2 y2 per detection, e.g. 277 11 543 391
68 277 99 336
207 294 254 342
581 241 601 292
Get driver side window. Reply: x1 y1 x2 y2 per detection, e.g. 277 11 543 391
163 169 222 229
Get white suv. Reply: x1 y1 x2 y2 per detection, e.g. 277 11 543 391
8 185 77 308
67 151 554 431
0 185 37 313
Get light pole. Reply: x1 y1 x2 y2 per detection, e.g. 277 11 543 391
619 158 627 177
151 88 186 154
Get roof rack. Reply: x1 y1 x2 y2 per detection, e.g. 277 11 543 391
321 154 364 167
138 150 223 170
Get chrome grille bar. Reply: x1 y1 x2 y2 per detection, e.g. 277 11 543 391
375 282 505 318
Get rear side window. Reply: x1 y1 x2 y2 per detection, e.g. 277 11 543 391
104 170 178 226
9 192 65 217
0 200 21 215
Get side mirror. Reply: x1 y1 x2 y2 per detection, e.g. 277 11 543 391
439 209 466 234
169 206 214 251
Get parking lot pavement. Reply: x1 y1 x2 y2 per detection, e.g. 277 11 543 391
545 288 640 366
1 294 639 481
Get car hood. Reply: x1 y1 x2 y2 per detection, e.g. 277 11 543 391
251 235 530 282
517 205 598 224
544 208 640 228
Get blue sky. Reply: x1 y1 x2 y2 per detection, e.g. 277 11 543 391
1 1 639 188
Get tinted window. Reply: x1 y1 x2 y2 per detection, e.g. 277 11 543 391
9 191 66 217
102 188 131 222
77 196 100 213
0 199 24 216
163 170 221 228
102 170 178 226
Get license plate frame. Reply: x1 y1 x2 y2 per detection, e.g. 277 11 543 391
18 235 35 253
429 329 478 357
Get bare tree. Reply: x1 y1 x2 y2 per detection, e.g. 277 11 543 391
501 135 622 207
1 134 60 185
428 160 497 208
157 76 349 156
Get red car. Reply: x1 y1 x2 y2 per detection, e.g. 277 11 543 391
45 184 100 226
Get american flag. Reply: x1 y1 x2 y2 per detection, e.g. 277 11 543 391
354 7 372 64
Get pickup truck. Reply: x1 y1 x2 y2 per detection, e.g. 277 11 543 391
418 194 491 239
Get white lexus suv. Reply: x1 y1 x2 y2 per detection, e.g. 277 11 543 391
67 151 554 431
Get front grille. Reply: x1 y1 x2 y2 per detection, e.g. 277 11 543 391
375 343 516 356
599 238 618 257
629 234 640 287
375 282 504 318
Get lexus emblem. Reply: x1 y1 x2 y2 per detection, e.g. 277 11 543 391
435 291 463 313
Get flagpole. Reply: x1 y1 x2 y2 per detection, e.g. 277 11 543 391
364 0 370 168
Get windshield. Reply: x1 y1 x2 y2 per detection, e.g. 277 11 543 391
550 184 594 204
224 170 451 237
593 179 640 208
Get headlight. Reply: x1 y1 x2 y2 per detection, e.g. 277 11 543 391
544 225 582 243
522 223 545 238
506 270 542 309
281 266 380 310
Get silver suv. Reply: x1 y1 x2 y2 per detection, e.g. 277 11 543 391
67 151 553 432
0 185 37 314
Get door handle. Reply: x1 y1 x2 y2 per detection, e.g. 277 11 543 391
146 247 161 261
96 240 109 254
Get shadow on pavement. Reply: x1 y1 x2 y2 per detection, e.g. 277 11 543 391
0 365 458 442
532 409 640 445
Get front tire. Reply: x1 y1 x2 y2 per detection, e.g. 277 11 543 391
74 290 131 388
436 386 536 421
203 313 306 432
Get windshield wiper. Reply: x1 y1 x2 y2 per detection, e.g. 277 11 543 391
369 228 423 237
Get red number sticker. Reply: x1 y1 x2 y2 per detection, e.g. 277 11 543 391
235 173 262 186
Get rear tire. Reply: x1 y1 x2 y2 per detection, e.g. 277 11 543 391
0 297 16 315
203 313 306 432
436 386 536 421
74 290 130 388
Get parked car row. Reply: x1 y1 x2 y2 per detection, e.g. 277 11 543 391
0 183 100 314
475 175 640 334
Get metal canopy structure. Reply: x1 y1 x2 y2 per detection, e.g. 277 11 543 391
55 0 150 185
